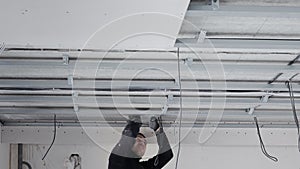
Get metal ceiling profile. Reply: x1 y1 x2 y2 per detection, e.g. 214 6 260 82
0 0 299 131
176 0 300 129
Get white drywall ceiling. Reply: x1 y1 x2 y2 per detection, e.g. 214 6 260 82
0 0 190 49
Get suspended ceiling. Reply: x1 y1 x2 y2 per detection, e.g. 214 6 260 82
0 0 299 129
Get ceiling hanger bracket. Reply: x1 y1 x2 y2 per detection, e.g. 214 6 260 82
68 75 73 86
0 42 5 55
211 0 219 10
196 30 207 43
62 54 70 65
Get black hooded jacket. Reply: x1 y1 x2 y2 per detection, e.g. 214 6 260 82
108 122 173 169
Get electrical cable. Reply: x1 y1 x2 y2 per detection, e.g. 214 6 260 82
22 161 33 169
254 117 278 162
175 47 183 169
286 81 300 152
42 114 57 160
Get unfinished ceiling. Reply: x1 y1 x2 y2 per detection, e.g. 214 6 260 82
0 0 299 130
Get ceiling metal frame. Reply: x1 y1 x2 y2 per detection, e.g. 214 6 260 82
0 48 299 127
187 5 300 18
1 0 300 130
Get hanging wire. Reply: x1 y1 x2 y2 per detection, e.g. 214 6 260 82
254 117 278 162
42 114 57 160
22 161 32 169
286 80 300 152
175 47 183 169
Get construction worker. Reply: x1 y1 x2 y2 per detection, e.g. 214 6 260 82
108 116 173 169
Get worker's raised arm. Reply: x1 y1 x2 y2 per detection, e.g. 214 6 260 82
140 117 173 169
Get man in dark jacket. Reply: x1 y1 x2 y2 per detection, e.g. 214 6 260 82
108 116 173 169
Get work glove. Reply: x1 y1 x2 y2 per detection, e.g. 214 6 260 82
149 116 160 132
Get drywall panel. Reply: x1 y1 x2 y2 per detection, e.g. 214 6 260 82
2 127 299 146
175 145 300 169
0 0 190 49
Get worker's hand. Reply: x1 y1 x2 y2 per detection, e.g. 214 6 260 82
158 116 163 129
149 116 160 131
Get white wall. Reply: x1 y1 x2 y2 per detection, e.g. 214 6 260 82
0 144 9 169
4 126 300 168
0 126 9 169
23 144 300 169
5 126 300 168
177 145 300 169
23 144 158 169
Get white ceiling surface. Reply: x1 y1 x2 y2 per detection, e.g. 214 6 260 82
0 0 189 49
0 0 299 129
